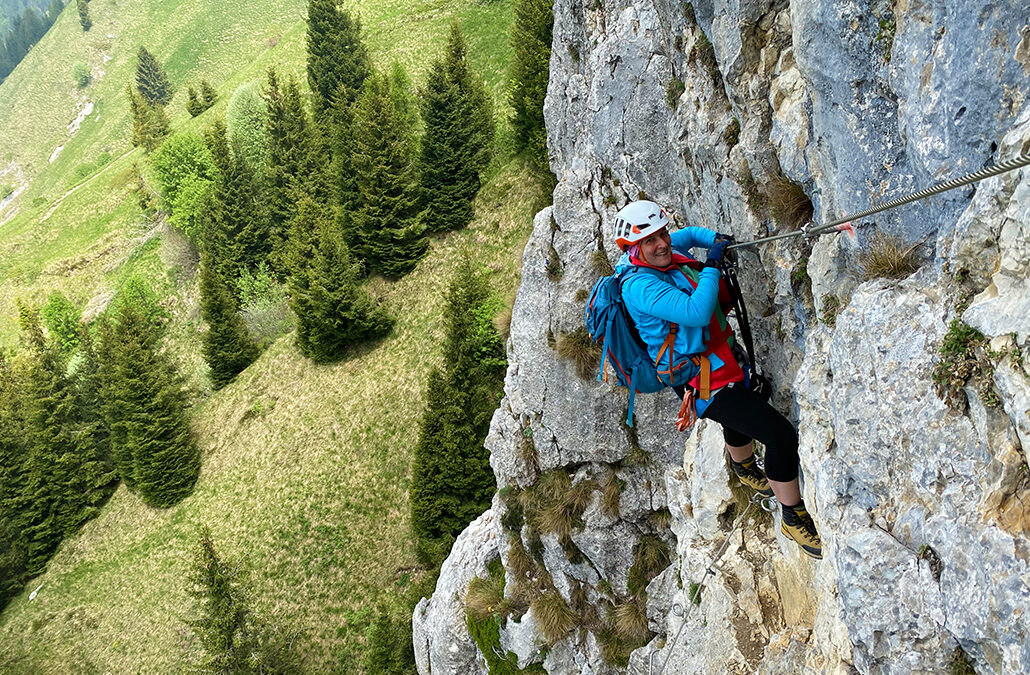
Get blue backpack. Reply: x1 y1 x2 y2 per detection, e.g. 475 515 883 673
584 266 668 427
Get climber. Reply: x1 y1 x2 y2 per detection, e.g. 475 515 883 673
611 200 822 559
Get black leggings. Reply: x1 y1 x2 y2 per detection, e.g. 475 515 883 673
674 384 800 482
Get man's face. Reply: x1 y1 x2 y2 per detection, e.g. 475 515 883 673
639 228 672 267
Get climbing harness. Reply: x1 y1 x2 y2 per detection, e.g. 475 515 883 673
648 491 777 675
727 153 1030 250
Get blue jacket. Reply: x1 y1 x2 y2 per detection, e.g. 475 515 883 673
617 227 720 384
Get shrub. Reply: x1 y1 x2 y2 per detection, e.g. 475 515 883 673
556 327 602 379
764 175 813 229
1 184 14 200
690 32 721 84
530 591 578 645
932 319 999 409
860 231 920 280
72 61 91 88
237 263 293 347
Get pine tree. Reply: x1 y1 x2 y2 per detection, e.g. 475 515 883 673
509 0 553 171
136 45 173 106
306 0 370 111
186 85 204 117
76 0 90 31
351 71 427 278
200 79 218 110
187 527 258 673
410 261 506 565
199 253 260 389
96 282 199 508
290 197 393 362
420 24 495 234
263 68 322 274
17 305 116 574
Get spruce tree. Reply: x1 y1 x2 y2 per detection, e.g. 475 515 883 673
17 305 116 573
306 0 370 111
96 282 199 508
263 68 321 274
351 70 427 278
187 527 258 673
199 253 260 389
0 351 30 609
186 85 204 117
200 79 218 109
410 261 506 565
135 45 173 106
204 120 268 286
509 0 553 171
420 24 495 234
76 0 91 31
128 85 169 153
290 197 392 362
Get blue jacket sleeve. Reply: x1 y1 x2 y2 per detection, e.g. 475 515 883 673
670 227 717 255
623 267 721 328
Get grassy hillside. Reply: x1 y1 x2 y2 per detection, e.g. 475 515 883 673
0 0 517 346
0 0 551 670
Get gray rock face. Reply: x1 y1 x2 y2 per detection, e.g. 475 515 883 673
415 1 1030 673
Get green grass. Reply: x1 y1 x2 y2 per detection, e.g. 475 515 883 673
0 0 552 670
0 0 518 346
0 156 550 672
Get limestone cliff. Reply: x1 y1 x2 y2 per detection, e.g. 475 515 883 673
415 1 1030 673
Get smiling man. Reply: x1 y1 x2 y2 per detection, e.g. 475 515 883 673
612 200 821 559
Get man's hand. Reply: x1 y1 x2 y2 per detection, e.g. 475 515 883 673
714 232 735 245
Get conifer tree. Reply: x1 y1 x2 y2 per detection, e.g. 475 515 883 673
290 197 393 362
187 526 258 673
135 45 173 106
76 0 91 31
199 253 260 389
96 281 199 508
263 68 322 273
306 0 370 111
17 305 116 573
420 24 495 234
204 120 268 286
186 85 204 117
200 79 218 109
128 85 169 153
351 70 427 278
509 0 553 171
0 351 30 609
410 261 506 565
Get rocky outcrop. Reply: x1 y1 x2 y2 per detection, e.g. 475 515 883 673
415 1 1030 673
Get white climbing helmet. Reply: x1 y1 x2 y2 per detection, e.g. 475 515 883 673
613 200 670 250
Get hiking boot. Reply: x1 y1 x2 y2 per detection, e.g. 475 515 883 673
730 455 773 497
781 501 822 559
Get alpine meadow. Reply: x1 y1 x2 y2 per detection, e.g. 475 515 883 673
0 0 553 671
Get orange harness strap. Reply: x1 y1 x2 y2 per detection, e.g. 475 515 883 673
653 323 679 384
691 354 712 400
